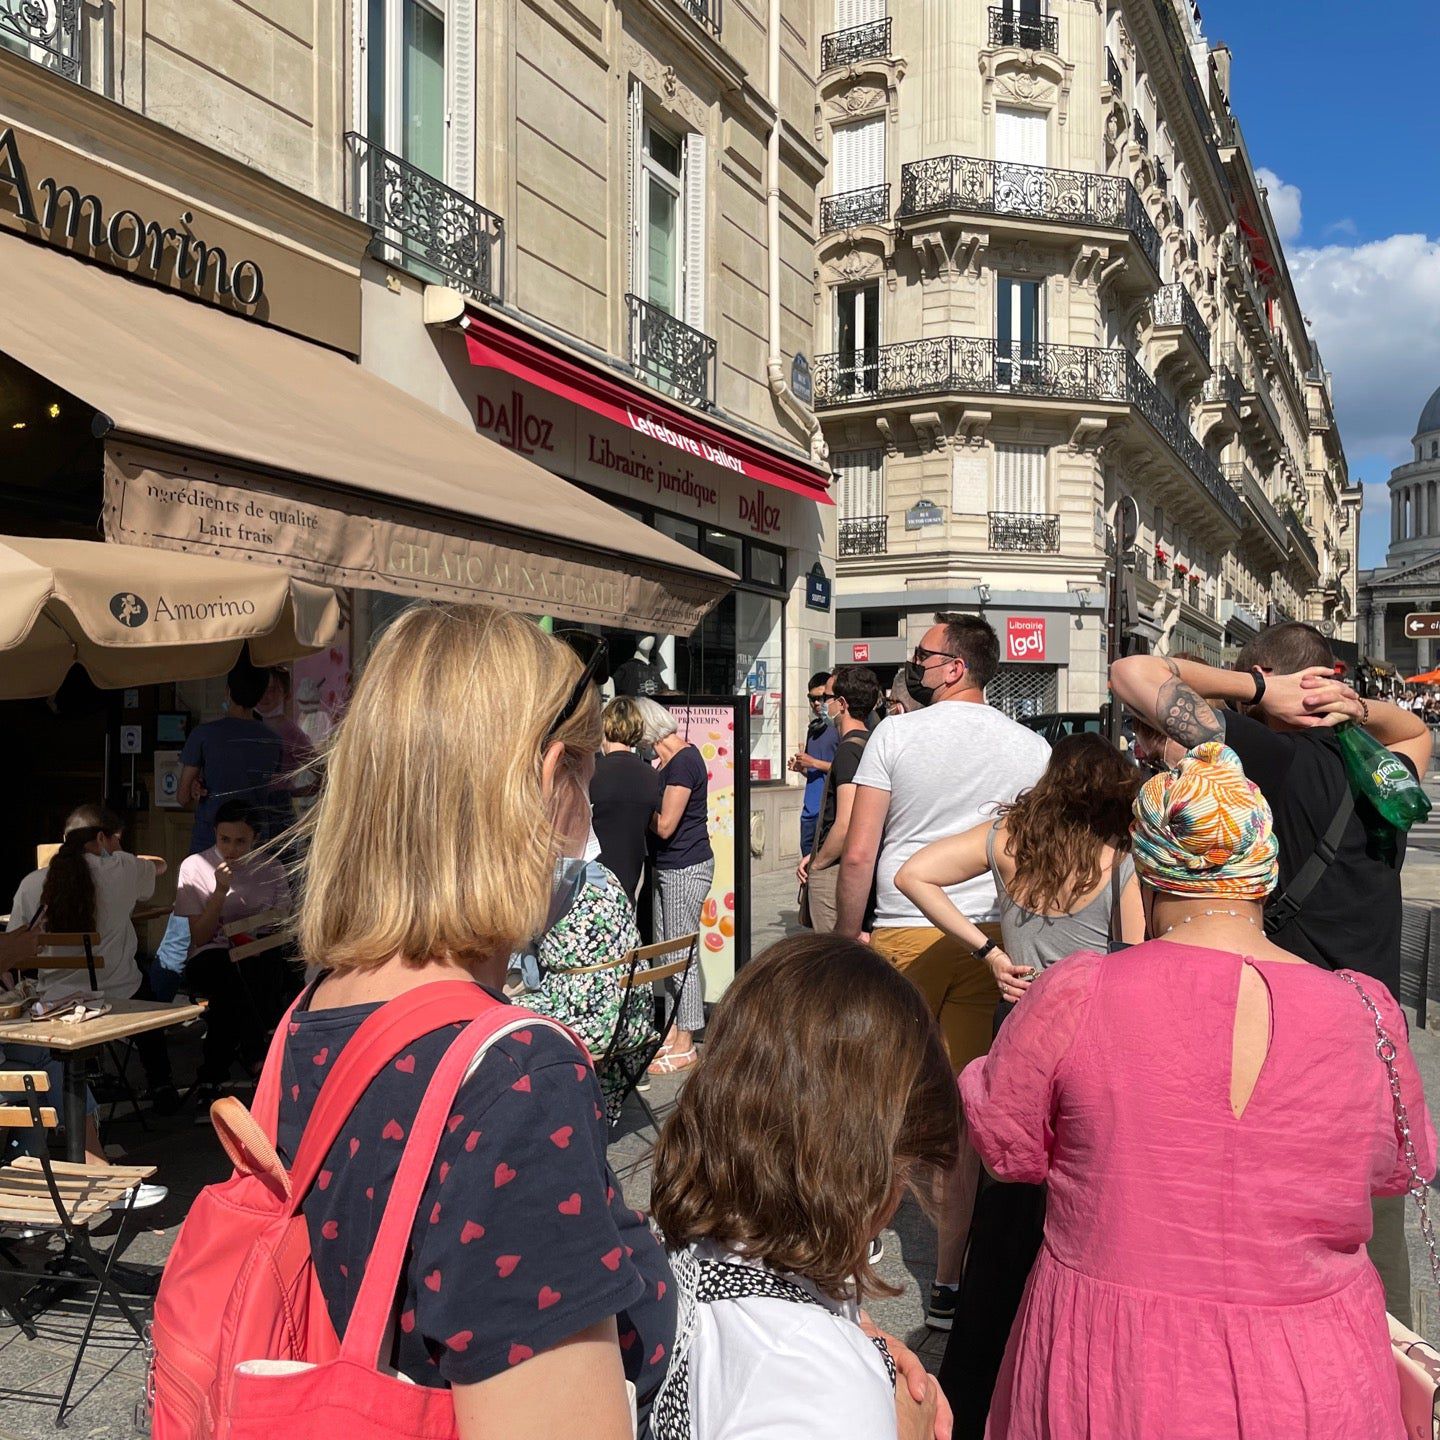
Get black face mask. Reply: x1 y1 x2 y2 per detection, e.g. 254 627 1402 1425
903 659 940 707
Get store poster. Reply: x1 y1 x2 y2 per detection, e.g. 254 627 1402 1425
290 595 353 751
667 703 740 999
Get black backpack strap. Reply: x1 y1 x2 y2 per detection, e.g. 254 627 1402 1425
1264 786 1355 936
652 1257 896 1440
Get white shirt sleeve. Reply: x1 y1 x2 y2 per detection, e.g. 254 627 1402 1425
6 870 44 931
852 721 894 794
126 853 158 905
701 1306 897 1440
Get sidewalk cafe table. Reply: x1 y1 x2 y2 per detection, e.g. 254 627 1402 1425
0 1000 206 1160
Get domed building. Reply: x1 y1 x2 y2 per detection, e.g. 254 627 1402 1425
1357 384 1440 676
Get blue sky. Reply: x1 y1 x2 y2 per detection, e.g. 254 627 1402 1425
1198 0 1440 569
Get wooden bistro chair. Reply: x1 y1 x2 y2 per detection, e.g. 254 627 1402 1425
583 933 699 1153
0 1070 156 1426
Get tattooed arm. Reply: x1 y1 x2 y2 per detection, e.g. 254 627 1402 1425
1110 655 1255 747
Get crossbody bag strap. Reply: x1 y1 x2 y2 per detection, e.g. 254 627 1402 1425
1263 785 1355 936
1337 971 1440 1292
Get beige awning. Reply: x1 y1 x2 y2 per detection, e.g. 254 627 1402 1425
0 534 340 699
0 233 732 632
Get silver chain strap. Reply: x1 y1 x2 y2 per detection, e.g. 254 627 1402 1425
1338 971 1440 1293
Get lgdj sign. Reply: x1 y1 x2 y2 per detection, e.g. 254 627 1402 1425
1006 615 1047 663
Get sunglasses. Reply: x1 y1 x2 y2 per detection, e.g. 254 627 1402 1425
912 645 962 665
546 631 609 744
807 692 826 703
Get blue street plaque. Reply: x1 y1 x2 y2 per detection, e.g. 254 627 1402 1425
806 563 832 611
791 353 813 407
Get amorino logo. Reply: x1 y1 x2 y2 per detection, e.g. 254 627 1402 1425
737 488 782 536
108 591 257 626
0 127 264 307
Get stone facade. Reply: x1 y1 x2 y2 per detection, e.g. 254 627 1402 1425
813 0 1354 715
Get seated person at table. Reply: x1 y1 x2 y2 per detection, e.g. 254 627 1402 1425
172 800 292 1111
5 804 180 1115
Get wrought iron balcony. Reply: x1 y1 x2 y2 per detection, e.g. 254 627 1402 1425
897 155 1159 270
820 184 891 233
1154 158 1169 195
990 511 1060 553
1132 114 1149 151
346 133 503 302
1223 461 1287 553
1308 406 1331 432
1202 359 1243 412
839 515 888 557
626 294 716 410
820 16 890 70
1284 507 1320 572
1154 282 1210 359
674 0 720 37
0 0 81 80
1105 46 1122 93
987 7 1058 52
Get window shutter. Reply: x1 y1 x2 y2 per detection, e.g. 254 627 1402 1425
446 0 475 198
996 106 1045 166
833 117 883 193
995 443 1047 513
683 130 707 333
835 449 884 518
626 81 643 298
836 0 884 29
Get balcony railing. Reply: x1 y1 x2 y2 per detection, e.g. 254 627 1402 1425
674 0 721 37
1284 507 1320 572
988 7 1058 51
1223 461 1287 552
346 133 504 302
0 0 82 80
1202 363 1243 411
820 16 890 70
897 155 1159 269
990 511 1060 553
1133 114 1149 151
839 515 889 557
820 183 891 233
1105 46 1122 92
1308 406 1331 432
1154 282 1210 358
1154 158 1169 195
812 338 1241 526
626 294 716 410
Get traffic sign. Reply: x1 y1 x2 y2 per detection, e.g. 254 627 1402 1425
1405 613 1440 638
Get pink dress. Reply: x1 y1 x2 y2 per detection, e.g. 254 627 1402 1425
960 941 1437 1440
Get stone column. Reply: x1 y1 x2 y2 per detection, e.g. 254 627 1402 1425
1394 490 1403 544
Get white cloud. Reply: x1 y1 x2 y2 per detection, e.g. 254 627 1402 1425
1323 218 1358 239
1257 166 1303 243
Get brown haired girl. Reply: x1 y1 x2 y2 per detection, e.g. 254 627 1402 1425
649 934 958 1440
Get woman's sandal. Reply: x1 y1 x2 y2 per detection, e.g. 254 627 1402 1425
647 1046 698 1076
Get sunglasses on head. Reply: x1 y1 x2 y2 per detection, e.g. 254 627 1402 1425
546 630 609 744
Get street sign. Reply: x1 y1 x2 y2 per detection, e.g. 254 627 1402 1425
1405 613 1440 638
805 562 832 612
790 353 813 407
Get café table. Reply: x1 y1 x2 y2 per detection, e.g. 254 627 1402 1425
0 999 206 1161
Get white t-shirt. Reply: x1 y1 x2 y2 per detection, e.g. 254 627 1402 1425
853 701 1051 927
6 852 156 1001
683 1245 896 1440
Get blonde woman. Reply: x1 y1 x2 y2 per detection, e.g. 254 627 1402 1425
592 697 663 901
278 606 674 1440
634 697 712 1074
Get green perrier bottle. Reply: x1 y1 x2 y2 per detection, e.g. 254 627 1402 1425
1335 722 1431 853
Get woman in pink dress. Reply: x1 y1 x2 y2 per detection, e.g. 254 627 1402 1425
961 741 1436 1439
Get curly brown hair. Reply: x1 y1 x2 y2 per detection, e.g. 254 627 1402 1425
650 934 959 1301
997 732 1140 914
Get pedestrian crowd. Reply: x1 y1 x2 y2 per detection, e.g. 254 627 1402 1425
2 599 1435 1440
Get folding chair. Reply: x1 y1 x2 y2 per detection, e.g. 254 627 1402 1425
0 1070 156 1426
589 933 699 1146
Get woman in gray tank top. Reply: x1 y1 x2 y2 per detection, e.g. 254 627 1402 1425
896 734 1143 1004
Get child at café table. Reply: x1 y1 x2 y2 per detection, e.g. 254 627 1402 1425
172 799 291 1109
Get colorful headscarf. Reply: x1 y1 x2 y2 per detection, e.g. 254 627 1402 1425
1130 741 1279 899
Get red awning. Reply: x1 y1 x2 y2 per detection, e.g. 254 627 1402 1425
461 310 833 505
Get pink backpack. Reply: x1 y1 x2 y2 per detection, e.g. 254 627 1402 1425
150 981 572 1440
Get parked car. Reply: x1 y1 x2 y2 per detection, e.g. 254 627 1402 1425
1017 711 1105 747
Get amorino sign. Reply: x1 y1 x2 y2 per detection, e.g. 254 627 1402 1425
0 127 263 308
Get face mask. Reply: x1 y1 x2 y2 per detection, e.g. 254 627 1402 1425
512 855 590 993
638 743 658 764
903 659 939 708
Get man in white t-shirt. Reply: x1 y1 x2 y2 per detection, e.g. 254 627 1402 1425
836 612 1049 1327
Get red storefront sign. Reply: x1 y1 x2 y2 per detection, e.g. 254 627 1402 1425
1006 616 1047 662
851 643 870 663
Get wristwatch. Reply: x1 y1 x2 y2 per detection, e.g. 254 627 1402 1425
976 938 999 961
1249 667 1267 706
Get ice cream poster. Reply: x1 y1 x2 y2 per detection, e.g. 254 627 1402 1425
669 703 738 999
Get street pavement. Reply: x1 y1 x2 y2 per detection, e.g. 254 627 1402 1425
3 847 1440 1435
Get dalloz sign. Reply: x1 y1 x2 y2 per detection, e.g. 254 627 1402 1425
1005 616 1047 662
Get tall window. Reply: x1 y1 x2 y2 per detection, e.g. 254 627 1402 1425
367 0 446 177
834 448 885 518
995 443 1047 514
641 121 685 317
835 0 884 25
996 277 1042 387
995 105 1046 168
831 116 885 196
836 282 880 396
